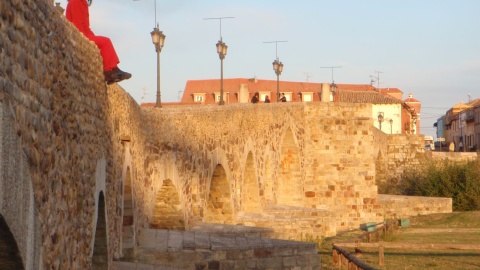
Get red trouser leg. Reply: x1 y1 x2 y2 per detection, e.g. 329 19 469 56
89 35 120 71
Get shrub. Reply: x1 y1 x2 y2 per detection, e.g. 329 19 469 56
384 159 480 211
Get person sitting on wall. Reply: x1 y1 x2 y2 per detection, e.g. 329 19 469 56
264 95 270 103
251 92 259 103
470 144 477 152
280 93 287 102
66 0 132 84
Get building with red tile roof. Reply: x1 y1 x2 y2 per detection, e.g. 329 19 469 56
146 78 421 134
440 98 480 151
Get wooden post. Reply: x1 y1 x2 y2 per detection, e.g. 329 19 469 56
379 244 385 266
367 233 371 243
333 249 338 264
342 255 347 268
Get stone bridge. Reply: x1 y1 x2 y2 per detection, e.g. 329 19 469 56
0 0 452 269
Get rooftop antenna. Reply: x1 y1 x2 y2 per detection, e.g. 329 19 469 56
140 87 148 102
178 90 184 101
468 93 471 103
304 72 313 82
263 40 288 59
203 17 235 41
373 70 383 90
320 66 342 83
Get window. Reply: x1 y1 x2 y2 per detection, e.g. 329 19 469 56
214 92 229 103
302 92 313 102
193 93 206 103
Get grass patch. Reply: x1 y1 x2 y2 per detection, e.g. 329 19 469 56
320 211 480 270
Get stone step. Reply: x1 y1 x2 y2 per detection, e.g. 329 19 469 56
114 228 321 269
234 205 333 221
190 222 275 238
122 225 134 249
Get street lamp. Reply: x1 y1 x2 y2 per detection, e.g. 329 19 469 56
389 119 393 134
264 40 287 102
272 59 284 101
204 17 234 105
216 40 228 105
150 24 165 108
378 112 384 130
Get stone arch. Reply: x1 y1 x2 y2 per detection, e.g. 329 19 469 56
242 152 261 212
122 166 134 251
205 164 233 224
0 215 24 269
92 191 108 269
0 102 41 270
278 128 303 206
151 179 185 230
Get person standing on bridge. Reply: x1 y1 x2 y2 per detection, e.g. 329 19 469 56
66 0 132 84
251 92 260 103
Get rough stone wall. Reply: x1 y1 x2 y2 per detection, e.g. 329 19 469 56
0 0 121 269
0 101 41 270
301 102 381 230
378 194 452 219
107 87 384 237
373 129 425 184
386 134 425 177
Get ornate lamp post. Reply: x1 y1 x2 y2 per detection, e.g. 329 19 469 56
272 59 284 101
150 24 166 108
216 40 228 105
204 17 234 105
264 40 287 102
378 112 384 131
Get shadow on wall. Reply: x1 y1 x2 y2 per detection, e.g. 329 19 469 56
205 164 233 224
278 128 302 206
0 215 24 269
242 152 261 213
122 167 135 252
92 192 108 269
151 179 185 230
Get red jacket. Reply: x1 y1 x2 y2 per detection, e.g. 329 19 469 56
66 0 95 38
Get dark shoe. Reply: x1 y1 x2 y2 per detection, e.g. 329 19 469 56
104 67 132 85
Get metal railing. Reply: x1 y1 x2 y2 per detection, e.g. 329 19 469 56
332 220 399 269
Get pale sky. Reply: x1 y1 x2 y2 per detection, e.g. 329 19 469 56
58 0 480 138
